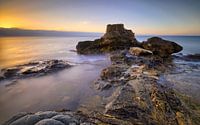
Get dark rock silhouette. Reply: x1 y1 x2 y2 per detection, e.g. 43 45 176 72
76 24 183 57
76 24 139 54
141 37 183 57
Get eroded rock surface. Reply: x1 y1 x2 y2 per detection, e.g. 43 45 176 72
0 60 71 81
141 37 183 57
92 51 194 125
129 47 153 56
76 24 139 54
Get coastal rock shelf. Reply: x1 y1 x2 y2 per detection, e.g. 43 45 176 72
0 60 72 81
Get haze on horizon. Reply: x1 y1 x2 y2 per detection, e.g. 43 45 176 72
0 0 200 35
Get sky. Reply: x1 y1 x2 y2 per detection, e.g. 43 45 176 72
0 0 200 35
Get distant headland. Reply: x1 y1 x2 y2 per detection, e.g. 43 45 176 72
0 28 102 37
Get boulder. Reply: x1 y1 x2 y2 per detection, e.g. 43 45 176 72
129 47 153 56
76 24 139 54
9 115 42 125
35 119 65 125
141 37 183 57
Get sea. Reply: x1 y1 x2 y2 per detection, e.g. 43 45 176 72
0 35 199 123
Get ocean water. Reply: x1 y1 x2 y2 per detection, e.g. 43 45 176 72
0 36 199 68
0 36 199 123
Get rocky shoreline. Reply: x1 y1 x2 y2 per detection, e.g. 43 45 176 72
3 24 200 125
0 60 72 81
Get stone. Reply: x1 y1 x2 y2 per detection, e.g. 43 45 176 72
2 112 31 125
129 47 153 56
52 115 78 124
0 60 71 81
76 24 140 54
10 115 42 125
35 119 65 125
141 37 183 57
35 111 59 119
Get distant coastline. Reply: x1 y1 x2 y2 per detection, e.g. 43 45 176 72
1 28 199 37
0 28 103 37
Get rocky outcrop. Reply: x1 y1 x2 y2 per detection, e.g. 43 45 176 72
0 60 71 81
4 51 200 125
141 37 183 57
92 51 193 125
2 111 93 125
76 24 139 54
129 47 153 56
76 24 183 57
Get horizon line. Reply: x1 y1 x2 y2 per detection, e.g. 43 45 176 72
1 27 200 36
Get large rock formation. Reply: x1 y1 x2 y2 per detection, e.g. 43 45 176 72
76 24 139 54
76 24 183 57
141 37 183 57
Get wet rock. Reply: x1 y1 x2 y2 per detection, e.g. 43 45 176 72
52 115 78 124
2 112 32 125
76 39 102 54
141 37 183 57
0 60 71 81
35 119 65 125
9 114 42 125
129 47 153 56
76 24 140 54
100 65 127 80
4 111 94 125
35 111 59 119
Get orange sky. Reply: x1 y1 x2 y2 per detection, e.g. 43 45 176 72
0 0 200 35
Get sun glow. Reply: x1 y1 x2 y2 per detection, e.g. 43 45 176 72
0 24 13 28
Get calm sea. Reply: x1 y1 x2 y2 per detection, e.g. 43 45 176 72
0 36 199 68
0 36 199 123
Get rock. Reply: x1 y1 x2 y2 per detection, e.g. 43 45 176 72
100 65 127 80
141 37 183 57
9 114 42 125
52 115 78 124
35 111 59 119
76 24 140 54
76 39 102 54
35 119 65 125
0 60 71 81
129 47 153 56
2 112 31 125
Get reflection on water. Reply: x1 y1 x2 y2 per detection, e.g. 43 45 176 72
0 37 100 68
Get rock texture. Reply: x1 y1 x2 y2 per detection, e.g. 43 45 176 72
76 24 139 54
92 51 193 125
0 60 71 81
4 51 200 125
141 37 183 57
76 24 183 57
129 47 153 56
3 111 93 125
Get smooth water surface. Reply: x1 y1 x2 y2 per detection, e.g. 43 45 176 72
0 36 110 123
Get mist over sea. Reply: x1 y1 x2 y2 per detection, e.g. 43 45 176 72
0 35 199 68
0 35 199 123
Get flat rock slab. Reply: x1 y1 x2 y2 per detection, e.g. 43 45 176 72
0 60 72 81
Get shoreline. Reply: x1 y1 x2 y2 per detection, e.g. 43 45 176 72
2 52 200 125
1 24 200 124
